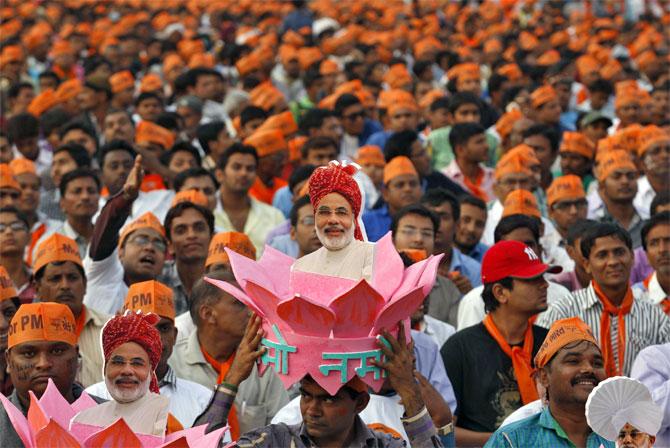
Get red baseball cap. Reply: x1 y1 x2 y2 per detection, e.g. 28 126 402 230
481 240 562 284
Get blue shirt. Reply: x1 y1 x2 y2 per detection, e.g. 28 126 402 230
412 330 457 414
272 185 293 218
484 407 614 448
449 248 482 287
362 204 392 242
462 242 489 263
365 130 391 149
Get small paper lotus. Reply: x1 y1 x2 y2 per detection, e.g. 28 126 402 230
206 232 442 395
0 378 230 448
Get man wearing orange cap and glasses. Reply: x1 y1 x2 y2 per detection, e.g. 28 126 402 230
0 303 103 446
85 280 212 428
485 317 612 448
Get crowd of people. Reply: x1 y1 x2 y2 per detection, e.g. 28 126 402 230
0 0 669 446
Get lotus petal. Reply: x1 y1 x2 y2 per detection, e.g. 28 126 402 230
37 379 76 431
0 392 34 447
244 280 283 322
372 286 426 335
204 277 263 317
371 233 403 300
329 280 385 337
277 296 335 337
70 392 97 414
289 269 357 305
190 426 228 448
224 248 278 297
34 419 81 447
163 424 207 444
158 436 190 448
82 418 146 447
256 245 294 297
27 391 48 435
415 254 443 297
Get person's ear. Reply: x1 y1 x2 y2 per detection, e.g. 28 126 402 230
492 283 510 305
584 257 593 275
289 226 297 241
215 168 224 184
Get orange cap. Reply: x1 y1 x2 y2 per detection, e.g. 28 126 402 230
418 89 446 109
495 109 523 139
638 125 670 157
256 111 298 137
377 89 414 110
50 40 75 57
123 280 175 320
27 89 58 117
0 266 17 302
55 79 83 103
171 189 209 208
356 145 385 168
249 83 285 111
139 73 163 93
387 100 418 117
546 175 585 207
447 62 480 82
560 132 595 159
383 64 413 89
576 55 600 78
495 152 532 181
235 54 262 77
550 30 570 47
537 50 560 66
8 303 77 349
163 53 185 75
534 317 598 369
507 144 540 166
497 63 523 81
600 58 623 81
110 70 135 93
206 231 256 268
596 150 637 182
298 47 323 71
135 121 175 150
33 233 83 275
279 45 299 67
118 212 166 249
383 156 418 185
0 164 20 191
530 85 557 108
319 59 339 76
0 45 23 67
189 52 216 69
244 129 287 157
615 89 641 109
519 31 539 51
9 158 36 176
502 189 541 218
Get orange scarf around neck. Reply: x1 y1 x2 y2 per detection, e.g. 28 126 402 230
482 315 539 404
592 281 633 377
201 345 240 440
74 305 87 339
644 273 670 314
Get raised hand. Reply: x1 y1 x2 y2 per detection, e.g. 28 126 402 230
223 314 266 387
122 155 144 201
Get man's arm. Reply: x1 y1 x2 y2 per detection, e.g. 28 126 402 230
89 156 143 261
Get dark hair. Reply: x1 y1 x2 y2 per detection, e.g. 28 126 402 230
460 194 487 212
580 222 633 259
449 122 486 155
160 141 202 167
6 113 39 143
299 108 336 135
651 191 670 216
38 70 61 87
188 67 223 86
7 82 33 100
384 131 419 162
240 106 268 127
196 121 227 154
290 195 312 227
494 214 541 243
481 277 514 313
164 201 215 241
189 270 238 326
59 167 101 197
302 67 323 89
0 206 29 229
155 111 181 132
522 124 559 153
390 204 439 238
99 140 136 166
289 164 316 193
413 60 433 77
173 167 219 192
301 136 338 159
448 92 481 115
59 120 98 145
217 143 258 170
641 212 670 252
420 188 461 221
430 97 449 112
134 91 163 107
567 219 599 247
39 107 70 137
34 260 85 283
587 79 614 96
488 74 509 95
53 143 92 169
334 93 361 117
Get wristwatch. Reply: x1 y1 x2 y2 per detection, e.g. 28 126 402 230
437 422 454 436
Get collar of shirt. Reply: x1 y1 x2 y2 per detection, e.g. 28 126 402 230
158 365 178 390
647 272 668 304
184 331 211 368
298 415 377 447
449 247 465 272
467 242 488 261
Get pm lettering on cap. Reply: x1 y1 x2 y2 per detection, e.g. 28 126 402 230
131 292 153 309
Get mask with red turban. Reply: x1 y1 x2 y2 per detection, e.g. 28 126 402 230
308 160 366 241
102 311 162 394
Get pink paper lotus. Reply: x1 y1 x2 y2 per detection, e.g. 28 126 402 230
206 232 442 395
0 379 229 448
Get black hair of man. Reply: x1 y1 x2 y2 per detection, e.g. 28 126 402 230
587 79 614 96
0 205 29 229
160 141 202 167
487 74 509 97
217 143 258 170
299 108 336 135
39 107 70 138
134 91 163 108
459 194 487 212
240 105 268 127
303 67 324 89
384 131 419 162
566 219 599 247
196 121 226 154
164 201 215 242
187 67 224 87
99 139 136 166
334 93 361 118
6 113 39 143
290 195 312 227
494 214 541 243
651 191 670 216
59 167 101 197
59 120 98 144
53 143 92 168
522 124 560 153
430 97 449 112
289 164 316 193
449 122 486 154
580 222 633 259
481 277 514 314
390 203 440 238
301 136 338 160
173 167 219 192
38 70 61 87
447 91 482 115
420 188 461 221
641 211 670 252
7 82 33 100
189 269 238 326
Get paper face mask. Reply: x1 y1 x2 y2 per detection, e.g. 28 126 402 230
206 232 442 395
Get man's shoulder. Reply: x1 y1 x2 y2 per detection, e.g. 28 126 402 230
85 306 111 327
445 323 486 346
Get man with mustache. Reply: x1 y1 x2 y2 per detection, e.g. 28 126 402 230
633 126 670 220
485 317 612 447
633 212 670 314
293 161 376 282
33 233 110 387
1 303 101 445
442 240 559 446
537 223 670 377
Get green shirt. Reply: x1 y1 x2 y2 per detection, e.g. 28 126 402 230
427 126 500 171
484 406 614 448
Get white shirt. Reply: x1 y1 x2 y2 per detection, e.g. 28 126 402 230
82 248 129 315
457 281 571 331
633 175 655 219
635 272 668 305
96 189 175 226
175 311 196 344
500 400 544 427
588 187 648 221
541 226 575 273
419 315 456 348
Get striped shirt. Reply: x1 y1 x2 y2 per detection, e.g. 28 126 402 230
536 283 670 376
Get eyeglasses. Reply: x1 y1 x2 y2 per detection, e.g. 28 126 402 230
552 199 588 212
343 110 365 121
299 216 315 226
127 234 167 252
399 227 434 239
108 355 148 369
0 190 20 200
0 221 28 233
